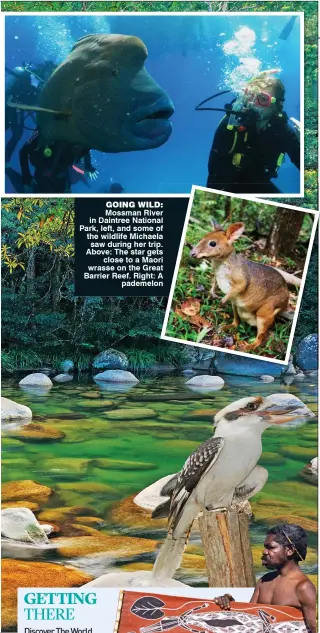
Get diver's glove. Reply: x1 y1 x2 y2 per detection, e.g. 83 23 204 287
23 178 37 193
87 169 99 181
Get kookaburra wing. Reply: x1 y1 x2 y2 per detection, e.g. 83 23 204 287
168 437 224 534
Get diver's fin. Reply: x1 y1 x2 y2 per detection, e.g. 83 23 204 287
279 16 297 41
7 97 71 118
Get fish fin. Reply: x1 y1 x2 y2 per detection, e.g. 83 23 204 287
7 97 71 118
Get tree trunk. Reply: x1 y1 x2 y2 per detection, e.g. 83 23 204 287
26 247 36 295
265 208 304 257
224 196 232 221
199 509 256 587
51 255 61 310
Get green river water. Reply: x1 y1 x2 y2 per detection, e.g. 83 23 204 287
2 374 318 585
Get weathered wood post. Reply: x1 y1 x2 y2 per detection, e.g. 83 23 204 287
198 508 256 587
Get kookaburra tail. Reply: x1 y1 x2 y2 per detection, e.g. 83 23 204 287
152 395 302 582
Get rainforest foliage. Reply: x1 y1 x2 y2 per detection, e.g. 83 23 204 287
1 199 188 373
2 1 318 208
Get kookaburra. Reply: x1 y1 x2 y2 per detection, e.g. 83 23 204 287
152 395 302 581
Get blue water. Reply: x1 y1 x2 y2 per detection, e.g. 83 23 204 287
5 13 301 194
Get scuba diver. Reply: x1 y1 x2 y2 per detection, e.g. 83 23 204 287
19 129 98 193
5 65 40 165
196 70 300 194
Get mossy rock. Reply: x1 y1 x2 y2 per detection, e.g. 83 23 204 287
89 458 157 471
2 458 32 470
104 408 158 420
2 480 52 504
259 452 286 466
8 423 65 442
56 481 117 495
1 437 24 449
52 533 157 559
81 391 103 399
279 446 318 461
2 559 92 631
158 414 183 422
184 408 216 420
41 458 90 476
109 494 167 530
37 506 98 523
1 500 40 512
79 400 115 409
72 516 106 527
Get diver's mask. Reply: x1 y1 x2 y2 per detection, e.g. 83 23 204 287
243 88 277 108
195 88 277 129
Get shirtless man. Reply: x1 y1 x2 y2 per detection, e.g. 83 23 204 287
214 523 316 633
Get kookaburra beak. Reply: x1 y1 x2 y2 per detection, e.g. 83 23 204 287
260 404 303 425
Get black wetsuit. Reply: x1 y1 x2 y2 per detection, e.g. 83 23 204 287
19 130 95 193
207 111 300 194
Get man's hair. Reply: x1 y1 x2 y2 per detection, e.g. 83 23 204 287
268 523 308 561
247 76 285 110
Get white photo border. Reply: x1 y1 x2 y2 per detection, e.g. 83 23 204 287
1 10 304 198
161 184 318 366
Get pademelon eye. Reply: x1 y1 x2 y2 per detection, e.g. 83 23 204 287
209 241 217 247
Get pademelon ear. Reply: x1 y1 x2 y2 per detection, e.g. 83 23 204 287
226 222 245 243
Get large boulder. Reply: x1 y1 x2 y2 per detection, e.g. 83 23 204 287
93 349 129 371
295 334 318 371
59 359 75 373
1 397 32 422
1 508 49 544
183 348 215 370
213 352 283 377
94 370 139 383
19 373 53 387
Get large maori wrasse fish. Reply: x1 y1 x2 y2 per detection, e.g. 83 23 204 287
9 34 174 153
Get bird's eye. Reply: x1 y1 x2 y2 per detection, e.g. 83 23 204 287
209 241 217 247
246 402 257 411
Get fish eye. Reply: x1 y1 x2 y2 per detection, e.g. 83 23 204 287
112 69 119 77
209 241 217 247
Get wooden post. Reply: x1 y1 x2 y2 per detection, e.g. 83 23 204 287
198 509 256 587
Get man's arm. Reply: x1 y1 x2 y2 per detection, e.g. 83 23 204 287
250 579 261 603
285 124 300 170
296 579 317 633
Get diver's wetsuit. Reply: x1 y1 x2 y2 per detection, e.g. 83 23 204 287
19 130 95 193
207 111 300 194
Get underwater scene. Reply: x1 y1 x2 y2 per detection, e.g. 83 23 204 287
5 13 301 195
2 374 317 590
